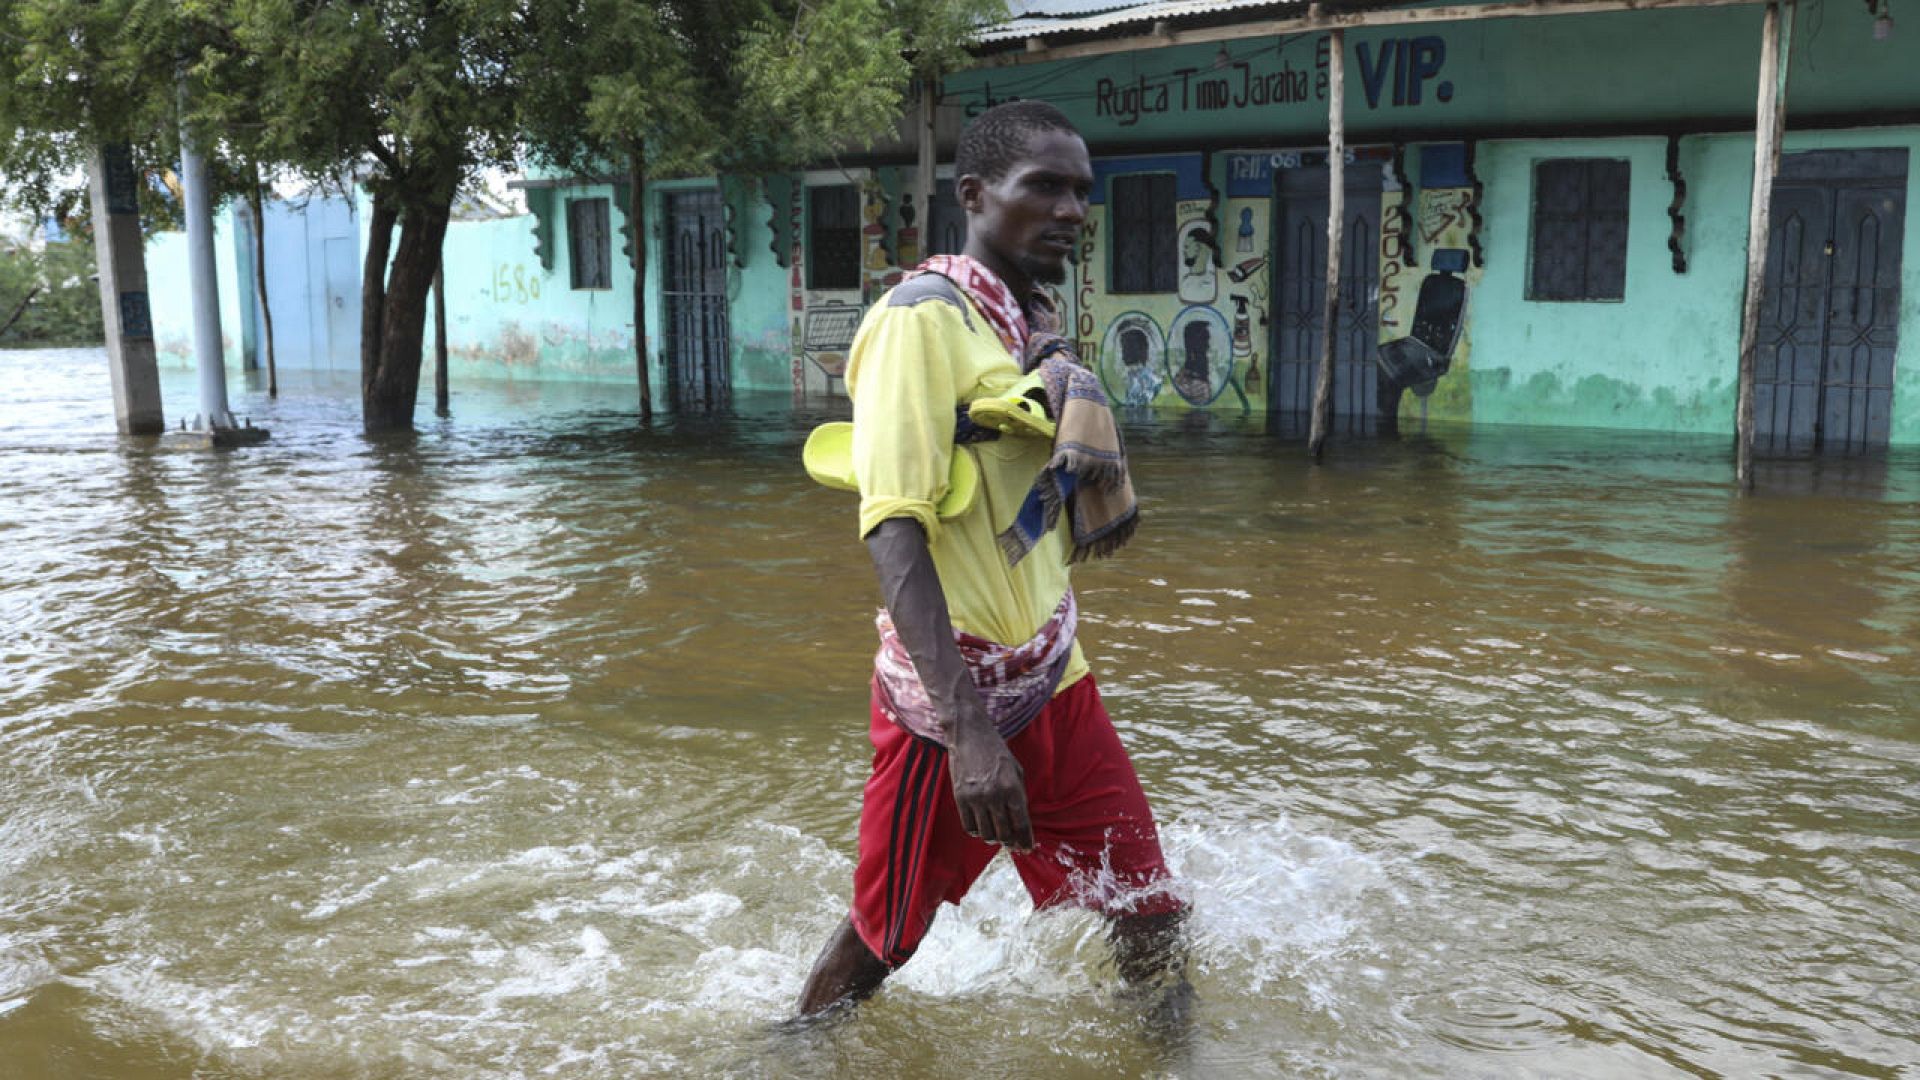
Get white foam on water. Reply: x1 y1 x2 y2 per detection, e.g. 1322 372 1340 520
589 847 664 880
875 811 1414 1021
392 954 454 969
1167 814 1407 1014
1828 648 1890 664
215 720 369 750
476 926 622 1011
529 885 744 944
50 803 1418 1075
0 939 56 1006
300 872 393 921
679 945 803 1016
79 961 287 1052
507 843 600 870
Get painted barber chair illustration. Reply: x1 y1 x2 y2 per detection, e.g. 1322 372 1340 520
1377 247 1469 399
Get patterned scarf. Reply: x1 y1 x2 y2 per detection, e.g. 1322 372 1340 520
873 590 1077 744
909 254 1138 565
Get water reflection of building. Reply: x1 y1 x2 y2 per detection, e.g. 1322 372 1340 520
146 1 1920 456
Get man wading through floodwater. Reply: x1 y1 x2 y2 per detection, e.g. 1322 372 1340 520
796 100 1190 1021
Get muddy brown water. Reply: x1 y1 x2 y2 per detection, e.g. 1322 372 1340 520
2 348 1917 1078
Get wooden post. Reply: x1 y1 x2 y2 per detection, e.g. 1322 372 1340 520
433 262 449 417
630 150 653 423
247 176 278 399
1309 28 1346 460
915 76 936 260
1735 0 1794 488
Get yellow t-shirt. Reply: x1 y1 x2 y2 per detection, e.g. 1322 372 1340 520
846 276 1089 694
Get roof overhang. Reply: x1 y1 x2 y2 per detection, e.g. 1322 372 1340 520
972 0 1773 68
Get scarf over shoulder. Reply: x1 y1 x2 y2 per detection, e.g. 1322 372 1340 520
907 254 1138 565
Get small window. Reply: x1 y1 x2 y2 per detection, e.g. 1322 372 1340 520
1110 173 1177 294
927 179 967 258
1529 158 1629 302
808 184 862 290
567 196 611 290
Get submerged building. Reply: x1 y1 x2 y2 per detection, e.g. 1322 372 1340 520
153 0 1920 451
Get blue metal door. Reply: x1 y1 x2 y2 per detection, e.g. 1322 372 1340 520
1270 166 1382 428
663 190 731 410
1756 150 1906 452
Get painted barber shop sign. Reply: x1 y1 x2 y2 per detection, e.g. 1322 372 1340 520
958 34 1456 133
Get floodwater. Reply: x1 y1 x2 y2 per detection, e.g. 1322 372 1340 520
3 347 1918 1079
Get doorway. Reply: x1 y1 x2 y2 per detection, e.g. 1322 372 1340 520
663 190 732 410
1269 164 1384 427
1755 149 1907 453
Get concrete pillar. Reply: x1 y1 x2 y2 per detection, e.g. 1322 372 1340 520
87 144 165 436
179 83 235 431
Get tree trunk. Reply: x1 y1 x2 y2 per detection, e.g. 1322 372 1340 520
361 190 397 406
247 172 278 398
363 189 454 433
0 286 41 339
433 261 449 417
629 150 652 424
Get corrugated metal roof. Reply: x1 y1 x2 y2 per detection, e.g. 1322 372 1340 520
981 0 1309 43
1003 0 1148 14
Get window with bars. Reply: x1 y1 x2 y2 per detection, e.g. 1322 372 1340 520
1528 158 1630 302
1110 173 1177 294
808 184 862 290
567 196 612 290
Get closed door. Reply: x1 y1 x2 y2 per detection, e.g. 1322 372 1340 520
1270 167 1382 424
1756 150 1906 452
322 236 360 372
664 190 731 409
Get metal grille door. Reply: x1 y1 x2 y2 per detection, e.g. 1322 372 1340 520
664 190 731 410
1756 150 1906 452
1270 167 1383 426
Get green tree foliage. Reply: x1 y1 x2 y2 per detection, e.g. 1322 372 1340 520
0 236 106 347
521 0 1004 187
2 0 1003 430
518 0 1002 418
0 0 209 231
740 0 1004 165
1 0 529 431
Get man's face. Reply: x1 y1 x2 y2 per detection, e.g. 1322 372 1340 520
961 128 1093 287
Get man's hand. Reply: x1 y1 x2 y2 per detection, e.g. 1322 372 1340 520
865 517 1035 853
948 718 1034 852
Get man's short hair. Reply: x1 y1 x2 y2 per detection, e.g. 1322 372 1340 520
954 100 1080 185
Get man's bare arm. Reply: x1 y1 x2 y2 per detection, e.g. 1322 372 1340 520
866 518 1034 851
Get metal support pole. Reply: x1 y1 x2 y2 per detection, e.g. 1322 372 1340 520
87 144 165 435
179 78 234 431
1735 0 1793 488
1309 28 1346 460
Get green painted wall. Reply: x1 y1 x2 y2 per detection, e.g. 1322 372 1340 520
1466 128 1920 438
427 183 640 387
425 176 798 400
722 175 799 396
1468 136 1737 432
